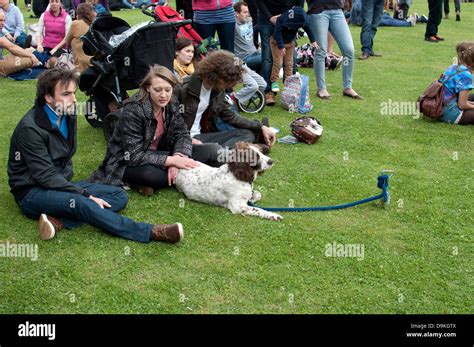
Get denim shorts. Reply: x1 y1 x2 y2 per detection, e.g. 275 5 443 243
441 101 463 124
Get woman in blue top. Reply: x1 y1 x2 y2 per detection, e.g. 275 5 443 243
441 42 474 125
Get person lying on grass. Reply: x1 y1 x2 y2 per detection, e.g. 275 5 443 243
439 42 474 125
89 64 223 196
8 68 184 244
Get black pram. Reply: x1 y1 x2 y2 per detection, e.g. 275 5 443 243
79 15 189 135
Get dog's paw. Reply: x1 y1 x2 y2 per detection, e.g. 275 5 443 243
269 213 283 221
250 190 262 203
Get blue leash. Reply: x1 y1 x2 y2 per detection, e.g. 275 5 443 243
249 172 393 212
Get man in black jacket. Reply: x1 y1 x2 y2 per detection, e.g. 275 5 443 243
8 68 183 244
256 0 304 105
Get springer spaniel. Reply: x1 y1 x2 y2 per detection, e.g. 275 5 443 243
175 142 283 221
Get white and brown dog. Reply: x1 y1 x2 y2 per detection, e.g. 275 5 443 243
175 142 282 221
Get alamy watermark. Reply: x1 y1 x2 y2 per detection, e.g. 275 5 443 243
216 148 258 166
0 241 38 261
380 99 420 118
324 241 365 261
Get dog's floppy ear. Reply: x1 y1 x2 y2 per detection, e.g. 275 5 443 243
228 142 255 183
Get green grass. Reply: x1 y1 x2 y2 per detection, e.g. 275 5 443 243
0 3 473 314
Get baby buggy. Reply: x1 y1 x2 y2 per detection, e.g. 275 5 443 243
79 14 190 138
143 4 266 114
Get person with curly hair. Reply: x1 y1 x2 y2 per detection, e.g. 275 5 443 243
174 50 276 149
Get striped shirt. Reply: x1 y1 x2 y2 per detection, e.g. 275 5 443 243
194 6 235 25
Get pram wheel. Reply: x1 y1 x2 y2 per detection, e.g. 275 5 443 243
103 112 120 142
236 90 265 114
84 96 109 128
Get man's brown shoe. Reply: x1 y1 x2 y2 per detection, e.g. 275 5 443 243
39 214 64 241
358 52 370 60
136 186 154 196
265 92 275 106
151 223 184 243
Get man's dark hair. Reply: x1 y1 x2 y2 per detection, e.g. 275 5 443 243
233 1 248 13
36 68 79 106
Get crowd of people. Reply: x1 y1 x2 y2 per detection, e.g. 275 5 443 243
2 0 473 244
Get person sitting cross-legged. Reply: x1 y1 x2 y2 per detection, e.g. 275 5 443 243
8 68 184 244
174 50 276 150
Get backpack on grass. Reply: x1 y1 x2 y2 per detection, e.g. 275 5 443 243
281 73 313 114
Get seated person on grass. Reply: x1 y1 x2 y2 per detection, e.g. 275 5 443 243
8 68 184 244
0 11 41 77
0 0 30 47
173 50 276 150
233 1 261 74
438 42 474 125
173 37 197 80
89 65 223 196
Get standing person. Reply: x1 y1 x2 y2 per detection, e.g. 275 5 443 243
192 0 235 53
269 6 317 93
256 0 303 106
176 0 193 20
8 68 184 243
425 0 444 43
443 0 460 21
90 65 223 196
35 0 72 56
358 0 384 60
307 0 363 100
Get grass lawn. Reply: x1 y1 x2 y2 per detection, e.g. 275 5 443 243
0 2 472 314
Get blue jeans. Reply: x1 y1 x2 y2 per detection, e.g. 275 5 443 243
379 13 411 27
194 21 235 52
9 32 28 47
244 51 262 74
257 15 274 93
18 181 153 243
360 0 384 53
308 10 355 90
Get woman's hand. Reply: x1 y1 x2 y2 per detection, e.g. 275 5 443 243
36 44 44 53
168 166 179 186
192 138 203 145
165 155 200 169
262 125 276 147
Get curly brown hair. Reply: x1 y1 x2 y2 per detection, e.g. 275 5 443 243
196 50 244 89
456 42 474 68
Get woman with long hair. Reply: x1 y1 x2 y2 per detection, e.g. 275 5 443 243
90 65 223 196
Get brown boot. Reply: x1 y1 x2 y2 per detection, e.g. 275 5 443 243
151 223 184 243
39 214 64 241
136 186 154 196
265 92 275 106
